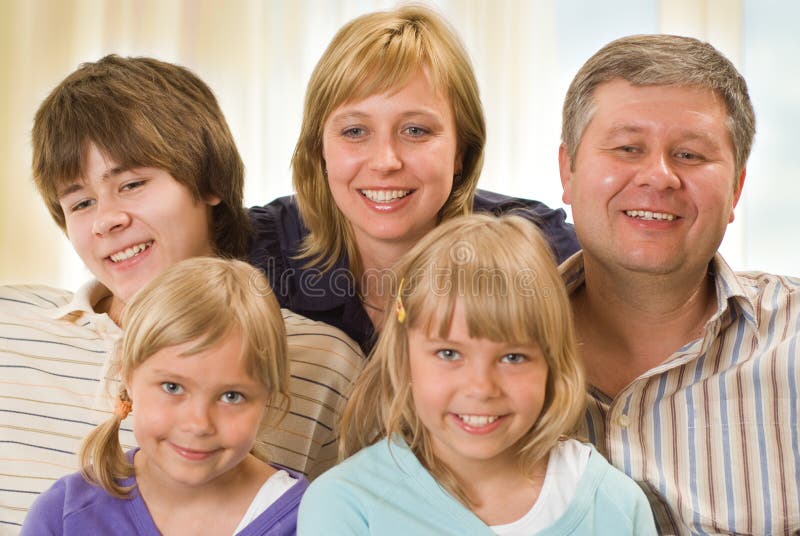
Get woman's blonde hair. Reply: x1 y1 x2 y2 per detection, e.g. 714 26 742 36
340 214 586 506
79 257 289 497
292 4 486 277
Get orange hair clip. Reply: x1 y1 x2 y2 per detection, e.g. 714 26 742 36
114 398 133 419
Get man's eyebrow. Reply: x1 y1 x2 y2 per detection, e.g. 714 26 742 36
604 124 645 137
602 124 722 148
56 167 127 199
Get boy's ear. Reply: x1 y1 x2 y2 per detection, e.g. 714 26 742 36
206 195 222 207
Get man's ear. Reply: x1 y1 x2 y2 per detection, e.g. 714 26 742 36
559 144 573 204
206 195 222 207
729 168 746 223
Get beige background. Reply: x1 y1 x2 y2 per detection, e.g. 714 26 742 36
1 0 796 290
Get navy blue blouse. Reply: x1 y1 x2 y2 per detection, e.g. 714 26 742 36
248 190 580 353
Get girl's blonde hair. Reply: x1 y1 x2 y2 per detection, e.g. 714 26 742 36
292 4 485 277
340 214 585 506
80 257 289 497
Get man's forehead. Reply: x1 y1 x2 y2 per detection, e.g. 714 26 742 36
594 79 726 109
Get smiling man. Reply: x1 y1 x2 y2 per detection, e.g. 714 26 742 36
558 35 800 535
0 55 364 532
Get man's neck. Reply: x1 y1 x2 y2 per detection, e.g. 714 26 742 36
573 256 718 398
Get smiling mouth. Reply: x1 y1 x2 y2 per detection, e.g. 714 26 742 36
625 210 676 221
170 443 220 460
109 241 153 263
457 414 501 427
359 189 412 203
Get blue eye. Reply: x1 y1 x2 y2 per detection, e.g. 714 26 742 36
220 391 245 404
435 349 461 361
501 353 527 364
403 126 429 137
342 127 366 138
161 382 184 395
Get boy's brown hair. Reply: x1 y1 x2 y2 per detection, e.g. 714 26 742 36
32 54 249 258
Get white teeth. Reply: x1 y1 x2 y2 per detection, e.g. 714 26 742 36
109 241 153 263
625 210 676 221
360 189 412 203
458 414 499 427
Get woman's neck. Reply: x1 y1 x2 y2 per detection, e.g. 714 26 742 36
356 236 415 328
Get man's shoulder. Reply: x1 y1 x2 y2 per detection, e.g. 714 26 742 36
722 263 800 320
733 269 800 296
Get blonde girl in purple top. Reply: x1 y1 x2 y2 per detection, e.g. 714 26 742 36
22 257 307 535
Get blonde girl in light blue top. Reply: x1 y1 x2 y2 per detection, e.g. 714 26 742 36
298 214 657 535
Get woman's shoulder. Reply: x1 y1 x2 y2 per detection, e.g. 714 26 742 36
248 195 306 258
472 190 579 263
472 189 562 217
248 195 303 228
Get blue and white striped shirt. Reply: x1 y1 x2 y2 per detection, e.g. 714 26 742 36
563 252 800 535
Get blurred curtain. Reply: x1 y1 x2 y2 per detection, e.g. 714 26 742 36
1 0 795 290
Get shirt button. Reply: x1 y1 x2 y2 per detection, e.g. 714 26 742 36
617 414 630 428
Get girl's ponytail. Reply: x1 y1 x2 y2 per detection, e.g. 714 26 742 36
79 389 134 497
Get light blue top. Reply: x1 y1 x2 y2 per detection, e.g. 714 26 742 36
298 436 656 535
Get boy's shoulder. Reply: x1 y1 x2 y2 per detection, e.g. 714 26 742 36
0 283 73 315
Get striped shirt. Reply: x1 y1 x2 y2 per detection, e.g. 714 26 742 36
562 252 800 536
0 280 365 533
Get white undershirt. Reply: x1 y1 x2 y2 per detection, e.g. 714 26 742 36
232 469 297 535
490 439 591 535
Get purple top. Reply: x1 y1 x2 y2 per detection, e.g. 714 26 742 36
21 450 308 535
248 190 580 353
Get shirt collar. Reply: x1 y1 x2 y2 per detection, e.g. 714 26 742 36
558 250 757 330
708 253 757 329
42 278 121 334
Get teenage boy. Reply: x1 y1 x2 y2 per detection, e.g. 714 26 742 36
1 55 364 531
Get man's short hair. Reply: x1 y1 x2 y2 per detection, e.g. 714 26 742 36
562 34 756 176
32 54 249 258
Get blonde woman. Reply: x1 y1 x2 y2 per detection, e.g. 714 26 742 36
297 215 655 535
22 258 307 535
249 6 579 352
